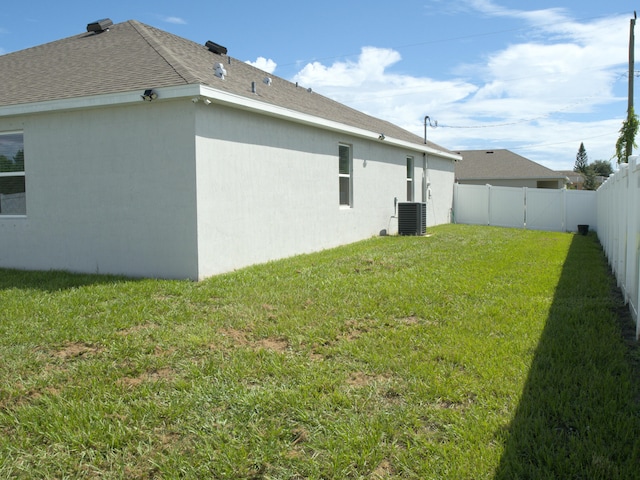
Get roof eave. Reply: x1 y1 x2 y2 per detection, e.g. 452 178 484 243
0 83 461 161
194 85 461 161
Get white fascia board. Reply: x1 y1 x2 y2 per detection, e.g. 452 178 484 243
0 83 461 162
193 85 461 162
0 85 202 117
0 91 145 116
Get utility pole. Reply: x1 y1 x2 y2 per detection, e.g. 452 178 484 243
627 11 636 159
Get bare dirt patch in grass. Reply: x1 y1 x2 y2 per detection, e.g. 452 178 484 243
117 367 175 388
371 459 394 479
255 337 289 352
217 328 250 347
345 371 392 388
433 394 476 411
396 315 421 325
340 318 377 341
53 342 103 360
309 351 325 361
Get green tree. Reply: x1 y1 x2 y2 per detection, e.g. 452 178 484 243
590 159 613 177
0 155 11 173
0 150 25 196
13 149 24 171
0 151 23 172
615 106 639 163
582 169 598 190
574 142 588 173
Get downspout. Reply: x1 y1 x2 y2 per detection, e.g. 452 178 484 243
423 115 437 203
422 152 428 203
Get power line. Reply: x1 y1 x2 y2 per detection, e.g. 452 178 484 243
426 70 629 130
514 131 620 150
277 12 628 70
422 99 625 130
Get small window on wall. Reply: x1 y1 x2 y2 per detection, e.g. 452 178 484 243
0 132 25 216
406 156 414 201
339 143 352 207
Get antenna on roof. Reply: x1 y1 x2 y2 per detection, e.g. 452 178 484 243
205 41 228 55
87 18 113 34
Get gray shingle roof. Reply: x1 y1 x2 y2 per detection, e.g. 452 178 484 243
0 19 450 152
455 149 567 181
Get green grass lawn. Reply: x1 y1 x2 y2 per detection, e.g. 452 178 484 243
0 224 638 479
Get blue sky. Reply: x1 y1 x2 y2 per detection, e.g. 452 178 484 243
0 0 636 170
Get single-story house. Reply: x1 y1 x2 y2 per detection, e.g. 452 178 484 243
0 19 460 280
557 170 607 190
455 149 568 189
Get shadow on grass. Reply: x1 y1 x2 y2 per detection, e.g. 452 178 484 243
0 268 140 292
494 233 640 479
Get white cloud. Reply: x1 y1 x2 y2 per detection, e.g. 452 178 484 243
288 3 630 170
295 47 402 86
246 57 277 74
464 0 568 25
163 16 187 25
293 46 476 131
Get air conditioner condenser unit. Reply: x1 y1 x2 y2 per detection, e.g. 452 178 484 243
398 202 426 235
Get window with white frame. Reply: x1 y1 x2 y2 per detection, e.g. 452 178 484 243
406 156 414 201
0 132 25 215
339 143 352 207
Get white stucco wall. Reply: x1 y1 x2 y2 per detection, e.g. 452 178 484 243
0 100 199 279
425 155 456 226
193 103 456 278
0 94 456 280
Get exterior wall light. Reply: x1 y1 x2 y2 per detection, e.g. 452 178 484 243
141 89 158 101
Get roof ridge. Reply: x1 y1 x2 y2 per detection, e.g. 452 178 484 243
127 20 200 85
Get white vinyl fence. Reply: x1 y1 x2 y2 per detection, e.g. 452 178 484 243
597 156 640 337
452 163 640 338
452 183 597 233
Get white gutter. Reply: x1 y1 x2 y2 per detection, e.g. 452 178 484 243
0 83 462 162
193 85 462 162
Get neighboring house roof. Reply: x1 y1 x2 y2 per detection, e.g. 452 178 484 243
455 149 568 182
0 19 455 155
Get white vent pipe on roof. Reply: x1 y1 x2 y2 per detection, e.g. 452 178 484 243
214 63 227 79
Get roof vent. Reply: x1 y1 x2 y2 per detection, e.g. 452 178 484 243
87 18 113 34
214 63 227 79
205 41 228 55
486 151 494 154
263 77 272 86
